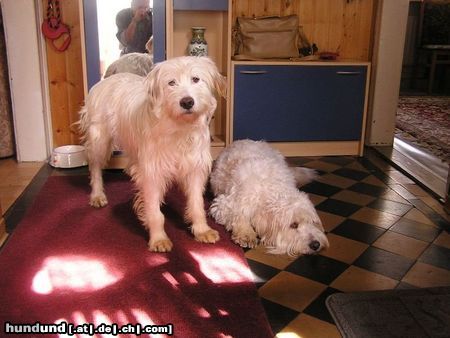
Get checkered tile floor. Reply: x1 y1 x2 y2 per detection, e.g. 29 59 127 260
243 148 450 337
3 148 449 338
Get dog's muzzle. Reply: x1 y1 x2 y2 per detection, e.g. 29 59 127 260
180 96 194 111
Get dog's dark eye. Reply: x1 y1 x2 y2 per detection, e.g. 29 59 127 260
168 80 176 86
192 77 200 83
290 223 299 229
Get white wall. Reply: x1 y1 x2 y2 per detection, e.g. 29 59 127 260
1 0 49 161
366 0 410 146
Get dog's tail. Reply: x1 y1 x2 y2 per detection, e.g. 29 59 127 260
290 167 318 187
74 105 88 144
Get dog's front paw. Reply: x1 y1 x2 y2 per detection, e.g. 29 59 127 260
149 239 173 252
232 230 258 248
195 229 220 243
90 193 108 208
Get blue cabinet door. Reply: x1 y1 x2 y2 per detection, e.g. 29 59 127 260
233 65 367 142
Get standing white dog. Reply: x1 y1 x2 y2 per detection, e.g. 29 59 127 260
79 56 226 252
209 140 329 256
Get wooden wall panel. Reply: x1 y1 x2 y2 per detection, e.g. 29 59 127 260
232 0 377 61
42 0 84 147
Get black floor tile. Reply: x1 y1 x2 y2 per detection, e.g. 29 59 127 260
316 199 362 217
332 168 370 181
286 255 349 285
286 157 314 166
331 219 385 244
368 198 413 216
357 156 380 172
366 168 393 186
390 218 441 242
302 182 341 197
247 259 281 289
320 157 355 166
354 246 415 281
418 244 450 270
348 182 388 197
302 287 341 324
260 298 299 334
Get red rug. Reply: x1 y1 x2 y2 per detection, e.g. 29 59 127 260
396 96 450 163
0 174 273 338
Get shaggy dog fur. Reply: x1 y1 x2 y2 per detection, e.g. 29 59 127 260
79 56 227 252
209 140 329 256
103 52 153 78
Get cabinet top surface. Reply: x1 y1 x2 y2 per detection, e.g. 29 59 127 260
232 60 371 66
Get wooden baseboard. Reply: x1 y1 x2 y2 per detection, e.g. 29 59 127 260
269 141 363 157
104 140 360 170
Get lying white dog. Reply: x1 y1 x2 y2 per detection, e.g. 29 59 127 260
209 140 329 256
79 56 227 252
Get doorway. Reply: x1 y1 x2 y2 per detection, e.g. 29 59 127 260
96 0 137 78
389 0 449 200
83 0 165 91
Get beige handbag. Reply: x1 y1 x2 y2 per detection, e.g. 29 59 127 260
233 15 300 60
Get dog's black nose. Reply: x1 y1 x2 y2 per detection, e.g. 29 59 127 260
180 96 194 110
309 240 320 251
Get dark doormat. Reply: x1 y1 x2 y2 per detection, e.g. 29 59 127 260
326 287 450 338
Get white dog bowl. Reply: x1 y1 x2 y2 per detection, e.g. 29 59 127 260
50 145 88 168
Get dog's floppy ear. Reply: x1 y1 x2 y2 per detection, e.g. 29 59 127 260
214 73 227 99
199 57 227 99
145 63 163 117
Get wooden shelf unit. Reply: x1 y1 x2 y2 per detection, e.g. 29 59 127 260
163 0 378 157
166 1 230 156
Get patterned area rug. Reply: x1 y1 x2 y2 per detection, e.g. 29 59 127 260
396 96 450 163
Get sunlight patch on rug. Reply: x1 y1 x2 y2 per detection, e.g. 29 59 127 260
145 254 169 267
190 248 254 283
162 271 181 289
32 255 122 294
92 309 114 327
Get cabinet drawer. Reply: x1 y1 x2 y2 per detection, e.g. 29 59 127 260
232 65 368 142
